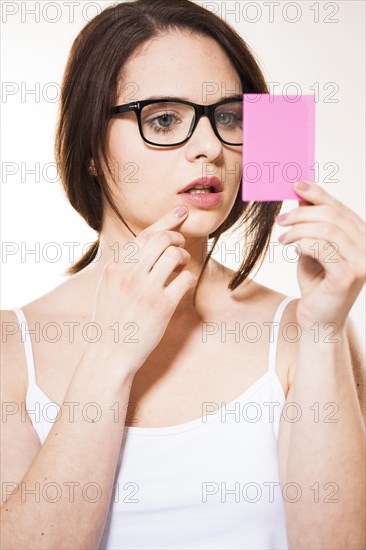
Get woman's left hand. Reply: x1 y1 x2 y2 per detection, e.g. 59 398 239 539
276 179 366 331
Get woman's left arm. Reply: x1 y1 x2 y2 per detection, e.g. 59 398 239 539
276 180 366 550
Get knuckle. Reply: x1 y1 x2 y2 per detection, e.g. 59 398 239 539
153 231 170 247
184 271 198 285
176 232 185 244
166 246 181 261
323 205 334 218
333 205 342 219
322 222 333 236
139 229 151 242
182 250 191 262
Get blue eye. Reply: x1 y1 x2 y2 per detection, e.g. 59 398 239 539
215 111 242 128
146 113 182 134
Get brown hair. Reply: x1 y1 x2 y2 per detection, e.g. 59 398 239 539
55 0 282 294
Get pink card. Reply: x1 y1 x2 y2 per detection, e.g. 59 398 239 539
242 94 316 202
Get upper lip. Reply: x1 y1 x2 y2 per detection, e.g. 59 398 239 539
178 177 223 194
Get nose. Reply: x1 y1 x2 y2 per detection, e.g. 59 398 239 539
186 114 223 160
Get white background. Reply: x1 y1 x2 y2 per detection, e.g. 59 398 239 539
1 0 365 346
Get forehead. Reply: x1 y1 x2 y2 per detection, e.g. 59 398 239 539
118 31 242 104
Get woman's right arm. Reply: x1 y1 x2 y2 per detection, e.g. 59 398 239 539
1 207 197 549
0 336 136 550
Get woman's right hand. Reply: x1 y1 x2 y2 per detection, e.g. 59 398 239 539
88 206 198 375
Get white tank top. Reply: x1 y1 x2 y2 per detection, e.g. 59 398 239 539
10 295 296 549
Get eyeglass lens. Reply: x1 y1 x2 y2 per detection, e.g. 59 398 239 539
140 101 242 145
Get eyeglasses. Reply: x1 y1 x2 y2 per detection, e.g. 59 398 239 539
111 97 243 147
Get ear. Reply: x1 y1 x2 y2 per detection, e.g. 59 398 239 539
88 159 97 175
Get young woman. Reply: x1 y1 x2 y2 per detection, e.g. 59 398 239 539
1 1 365 549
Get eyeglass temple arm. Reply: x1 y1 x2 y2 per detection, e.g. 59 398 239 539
112 103 139 115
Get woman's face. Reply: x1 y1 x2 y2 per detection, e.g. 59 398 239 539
105 31 243 237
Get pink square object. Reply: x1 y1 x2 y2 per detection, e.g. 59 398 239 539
242 94 316 202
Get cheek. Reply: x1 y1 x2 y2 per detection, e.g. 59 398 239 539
107 126 146 185
232 151 243 175
220 153 242 187
108 124 130 161
110 150 169 197
133 151 178 191
106 123 170 201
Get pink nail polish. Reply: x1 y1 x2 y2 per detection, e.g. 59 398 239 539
296 180 310 191
174 206 188 218
278 233 287 243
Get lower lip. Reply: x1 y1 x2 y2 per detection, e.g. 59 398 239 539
178 191 223 207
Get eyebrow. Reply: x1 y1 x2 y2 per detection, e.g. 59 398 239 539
144 94 243 102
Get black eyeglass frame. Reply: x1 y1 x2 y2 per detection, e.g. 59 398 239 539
111 97 243 147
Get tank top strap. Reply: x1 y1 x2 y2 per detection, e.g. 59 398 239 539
267 296 298 376
10 307 37 387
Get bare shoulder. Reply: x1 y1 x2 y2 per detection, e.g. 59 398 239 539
277 295 300 393
0 272 89 398
250 282 300 395
1 309 29 398
0 310 42 492
221 268 300 397
0 273 91 491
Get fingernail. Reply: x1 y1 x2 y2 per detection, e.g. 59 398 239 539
174 206 188 218
278 233 287 243
295 180 310 191
276 213 287 222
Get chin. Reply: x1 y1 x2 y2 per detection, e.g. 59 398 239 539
179 221 223 239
